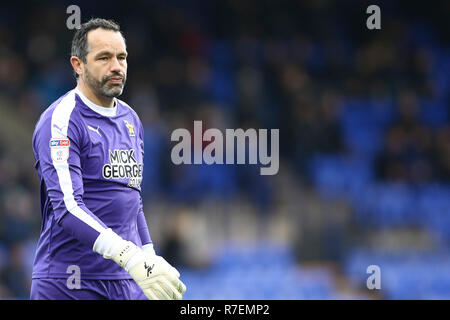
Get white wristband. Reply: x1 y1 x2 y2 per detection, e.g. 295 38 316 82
93 228 125 259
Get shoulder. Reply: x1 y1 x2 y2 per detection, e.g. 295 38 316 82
34 90 84 140
116 99 145 140
50 90 79 125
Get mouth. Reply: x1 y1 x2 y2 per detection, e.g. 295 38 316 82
107 76 123 84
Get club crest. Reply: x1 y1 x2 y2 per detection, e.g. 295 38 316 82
124 120 135 137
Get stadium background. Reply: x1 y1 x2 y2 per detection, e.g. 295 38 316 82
0 0 449 299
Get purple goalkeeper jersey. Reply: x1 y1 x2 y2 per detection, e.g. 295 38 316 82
32 88 151 280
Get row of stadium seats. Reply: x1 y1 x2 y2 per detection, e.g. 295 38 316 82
310 154 450 240
180 243 371 300
343 248 450 299
339 97 448 155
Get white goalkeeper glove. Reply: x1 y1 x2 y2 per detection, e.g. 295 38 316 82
93 228 186 300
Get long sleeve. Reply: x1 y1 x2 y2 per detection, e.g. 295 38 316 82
33 99 108 250
136 118 152 246
137 196 152 246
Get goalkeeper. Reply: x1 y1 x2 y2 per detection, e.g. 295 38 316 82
30 18 186 300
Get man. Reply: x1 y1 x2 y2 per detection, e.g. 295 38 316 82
30 18 186 300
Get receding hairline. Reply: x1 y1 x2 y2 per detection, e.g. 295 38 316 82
84 28 127 57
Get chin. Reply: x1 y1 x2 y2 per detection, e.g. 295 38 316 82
103 87 124 98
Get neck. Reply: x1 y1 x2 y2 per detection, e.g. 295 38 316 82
77 81 115 108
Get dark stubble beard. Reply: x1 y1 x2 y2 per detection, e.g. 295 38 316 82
83 67 127 98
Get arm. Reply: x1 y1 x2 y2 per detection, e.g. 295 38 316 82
136 118 154 253
136 197 157 256
137 196 152 247
36 115 108 248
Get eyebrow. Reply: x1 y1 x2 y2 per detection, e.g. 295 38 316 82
94 50 128 58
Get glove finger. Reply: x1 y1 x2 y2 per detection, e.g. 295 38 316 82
177 279 186 295
144 288 159 300
171 266 180 278
157 276 182 300
151 282 171 300
165 272 187 294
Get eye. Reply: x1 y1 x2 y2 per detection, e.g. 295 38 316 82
99 57 108 61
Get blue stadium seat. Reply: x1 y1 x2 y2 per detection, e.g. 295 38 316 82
419 99 448 128
343 249 450 299
431 52 450 99
352 183 423 228
181 242 341 299
418 185 450 241
309 155 373 201
338 98 395 156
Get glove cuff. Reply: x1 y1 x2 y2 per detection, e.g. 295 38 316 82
93 228 125 259
93 228 141 269
112 240 141 268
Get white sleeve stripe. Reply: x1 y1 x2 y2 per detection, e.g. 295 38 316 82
50 90 106 234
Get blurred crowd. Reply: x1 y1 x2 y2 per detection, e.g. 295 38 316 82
375 89 450 183
0 0 449 299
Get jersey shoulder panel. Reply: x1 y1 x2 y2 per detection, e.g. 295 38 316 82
33 90 88 153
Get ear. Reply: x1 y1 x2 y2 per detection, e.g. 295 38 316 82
70 56 83 78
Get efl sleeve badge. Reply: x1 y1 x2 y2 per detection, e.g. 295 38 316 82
49 138 71 163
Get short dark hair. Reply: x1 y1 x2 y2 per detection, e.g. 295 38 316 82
71 18 124 79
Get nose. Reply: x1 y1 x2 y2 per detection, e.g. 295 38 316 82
110 56 123 73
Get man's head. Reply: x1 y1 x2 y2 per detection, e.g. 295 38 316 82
70 18 127 99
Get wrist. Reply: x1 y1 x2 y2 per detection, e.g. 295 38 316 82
93 228 141 269
124 249 147 272
142 243 156 256
93 228 125 259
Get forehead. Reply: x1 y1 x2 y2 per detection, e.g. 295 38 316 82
86 28 126 54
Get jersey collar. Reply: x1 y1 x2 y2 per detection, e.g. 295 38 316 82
74 87 117 117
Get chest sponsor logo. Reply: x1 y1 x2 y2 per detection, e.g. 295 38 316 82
102 149 143 187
